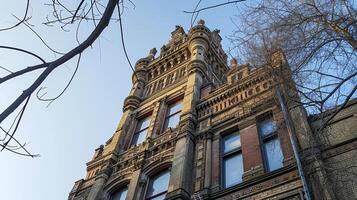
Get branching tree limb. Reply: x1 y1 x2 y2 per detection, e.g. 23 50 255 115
0 0 134 156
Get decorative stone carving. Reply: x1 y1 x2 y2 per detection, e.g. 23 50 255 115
123 95 141 111
197 19 205 26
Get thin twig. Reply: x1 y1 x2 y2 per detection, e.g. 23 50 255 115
183 0 246 14
0 0 30 31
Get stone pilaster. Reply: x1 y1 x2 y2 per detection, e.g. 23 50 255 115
203 131 213 192
211 133 220 193
87 166 112 200
166 27 207 199
166 130 195 200
126 169 142 200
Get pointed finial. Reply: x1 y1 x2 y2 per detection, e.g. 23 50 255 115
197 19 205 26
230 58 238 67
148 48 157 60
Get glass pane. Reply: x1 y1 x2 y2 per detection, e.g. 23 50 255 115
111 187 127 200
136 116 151 132
164 113 180 130
223 132 241 153
224 153 243 188
264 138 284 171
131 129 147 146
258 118 277 137
146 170 170 197
168 101 182 115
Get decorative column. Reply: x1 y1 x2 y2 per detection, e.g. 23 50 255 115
103 51 152 155
166 19 208 200
166 66 203 200
203 131 213 192
87 166 112 200
86 50 156 200
125 169 142 200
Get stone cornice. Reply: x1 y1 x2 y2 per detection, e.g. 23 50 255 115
148 43 190 69
146 58 190 84
197 67 271 109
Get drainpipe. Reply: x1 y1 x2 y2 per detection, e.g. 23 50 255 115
275 85 312 200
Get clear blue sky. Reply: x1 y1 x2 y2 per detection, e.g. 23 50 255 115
0 1 243 200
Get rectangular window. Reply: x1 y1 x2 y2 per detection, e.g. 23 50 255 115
163 100 182 131
237 72 243 80
258 112 284 172
222 132 244 188
130 116 151 147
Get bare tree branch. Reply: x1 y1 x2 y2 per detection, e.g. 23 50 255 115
0 0 30 31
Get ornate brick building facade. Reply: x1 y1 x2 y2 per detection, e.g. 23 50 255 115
69 20 357 200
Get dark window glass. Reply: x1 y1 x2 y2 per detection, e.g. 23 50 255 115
258 112 284 172
231 74 237 83
222 132 243 188
237 72 243 79
256 86 261 92
146 170 170 200
131 116 151 147
111 186 128 200
163 100 182 131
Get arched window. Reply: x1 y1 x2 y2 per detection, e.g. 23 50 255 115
111 186 128 200
145 170 170 200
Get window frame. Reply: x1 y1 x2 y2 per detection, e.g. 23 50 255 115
144 169 170 200
221 131 244 188
130 115 151 147
257 112 284 172
162 100 182 132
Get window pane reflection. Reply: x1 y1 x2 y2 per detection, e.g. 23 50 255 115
131 129 147 146
165 113 180 130
264 138 284 171
137 116 151 131
224 154 243 188
163 100 182 132
168 101 182 115
258 119 277 137
223 132 241 153
111 187 127 200
146 170 170 199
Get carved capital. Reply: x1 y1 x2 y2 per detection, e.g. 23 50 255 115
187 60 206 76
135 58 149 70
205 130 214 140
132 69 147 84
123 95 142 111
